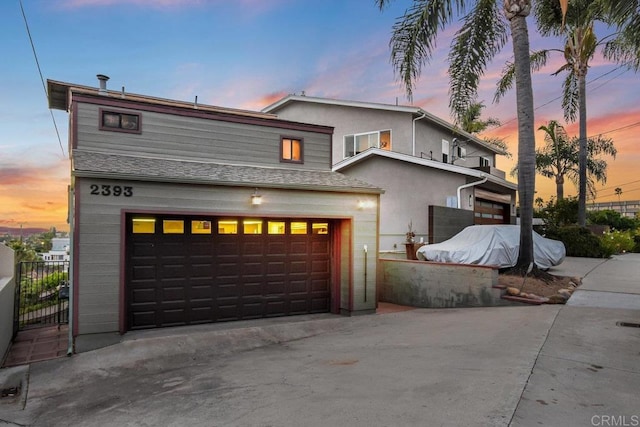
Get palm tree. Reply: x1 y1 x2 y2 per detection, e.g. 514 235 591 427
615 187 622 203
534 120 616 201
376 0 538 272
498 0 640 226
459 101 511 157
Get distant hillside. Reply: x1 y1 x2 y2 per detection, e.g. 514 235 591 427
0 227 48 237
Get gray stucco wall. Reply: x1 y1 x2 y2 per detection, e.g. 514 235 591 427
268 102 415 164
270 101 497 168
338 156 472 251
74 178 378 335
0 244 15 364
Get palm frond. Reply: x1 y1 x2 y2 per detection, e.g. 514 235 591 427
561 71 579 123
448 0 508 117
388 0 466 101
494 50 549 103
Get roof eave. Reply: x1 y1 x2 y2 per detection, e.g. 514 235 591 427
333 149 517 190
72 170 384 194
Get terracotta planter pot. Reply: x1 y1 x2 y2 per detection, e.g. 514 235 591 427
404 242 425 260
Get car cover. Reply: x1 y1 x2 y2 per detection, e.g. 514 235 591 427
416 225 565 269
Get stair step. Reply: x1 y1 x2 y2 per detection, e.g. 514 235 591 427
501 295 545 305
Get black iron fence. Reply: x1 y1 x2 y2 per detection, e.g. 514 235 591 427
14 261 70 335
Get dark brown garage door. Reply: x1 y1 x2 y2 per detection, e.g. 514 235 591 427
474 199 509 225
126 215 331 330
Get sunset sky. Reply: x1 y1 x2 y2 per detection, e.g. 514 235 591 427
2 0 639 231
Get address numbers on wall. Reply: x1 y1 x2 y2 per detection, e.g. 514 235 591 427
90 184 133 197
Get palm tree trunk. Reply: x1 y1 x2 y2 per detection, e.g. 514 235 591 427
577 73 587 226
509 8 536 270
556 174 564 200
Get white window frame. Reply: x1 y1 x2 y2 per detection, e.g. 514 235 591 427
343 129 391 158
442 139 450 163
480 156 491 167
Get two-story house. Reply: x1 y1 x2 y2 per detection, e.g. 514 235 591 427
40 237 70 264
263 96 517 252
48 77 382 349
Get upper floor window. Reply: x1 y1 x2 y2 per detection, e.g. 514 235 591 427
480 156 491 167
442 139 450 163
344 130 391 158
100 109 141 134
281 137 303 163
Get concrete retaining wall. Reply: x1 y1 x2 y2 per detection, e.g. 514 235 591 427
379 258 504 308
0 244 16 364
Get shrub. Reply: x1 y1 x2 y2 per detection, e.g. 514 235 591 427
538 197 578 229
599 229 635 255
545 225 610 258
633 233 640 253
588 209 640 231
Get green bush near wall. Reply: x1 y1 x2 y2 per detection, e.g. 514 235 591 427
545 226 612 258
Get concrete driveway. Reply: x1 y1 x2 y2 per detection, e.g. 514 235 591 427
2 254 639 427
2 305 561 427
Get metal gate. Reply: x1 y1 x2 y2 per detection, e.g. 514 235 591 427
13 261 70 337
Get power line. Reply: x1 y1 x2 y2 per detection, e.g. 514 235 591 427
599 179 640 192
590 121 640 138
20 0 65 157
492 66 628 131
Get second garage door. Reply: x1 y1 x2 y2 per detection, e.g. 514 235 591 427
126 215 332 330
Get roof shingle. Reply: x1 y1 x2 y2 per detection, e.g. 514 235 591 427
72 150 383 194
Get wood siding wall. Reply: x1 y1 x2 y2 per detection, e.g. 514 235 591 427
75 178 378 335
75 103 332 171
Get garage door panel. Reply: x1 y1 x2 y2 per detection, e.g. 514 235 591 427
189 284 213 300
289 241 308 255
132 265 156 280
266 241 286 255
243 241 263 255
161 309 187 326
266 301 285 315
311 259 329 274
190 307 213 323
311 298 329 312
217 283 240 297
289 280 309 294
217 241 240 255
127 216 332 330
130 240 156 255
311 241 330 255
289 299 310 313
311 279 329 292
290 260 307 274
265 281 285 294
241 302 263 318
131 311 156 328
131 288 156 304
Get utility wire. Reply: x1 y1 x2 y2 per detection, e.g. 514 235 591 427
20 0 65 157
492 66 628 131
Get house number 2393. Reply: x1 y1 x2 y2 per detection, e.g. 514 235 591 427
90 185 133 197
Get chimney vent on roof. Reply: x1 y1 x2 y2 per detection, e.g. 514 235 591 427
97 74 110 95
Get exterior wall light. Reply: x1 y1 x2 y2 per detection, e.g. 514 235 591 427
468 194 473 207
358 200 376 209
251 189 262 205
